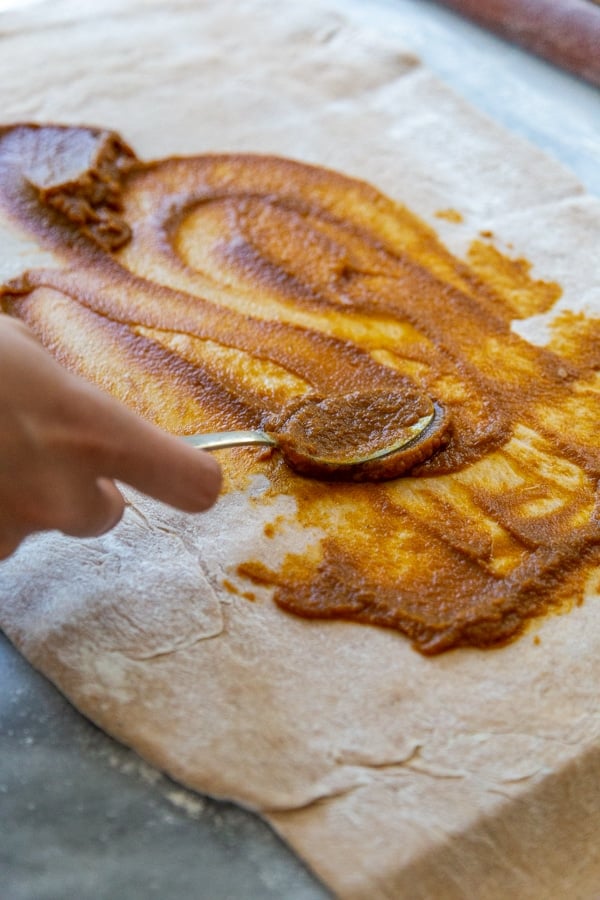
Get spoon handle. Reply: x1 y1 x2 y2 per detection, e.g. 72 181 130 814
182 430 277 451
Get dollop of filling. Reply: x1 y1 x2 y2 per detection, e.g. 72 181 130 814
270 390 449 480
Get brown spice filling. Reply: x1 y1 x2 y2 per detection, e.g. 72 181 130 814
267 390 450 480
0 124 598 654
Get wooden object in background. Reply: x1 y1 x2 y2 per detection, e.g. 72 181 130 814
434 0 600 86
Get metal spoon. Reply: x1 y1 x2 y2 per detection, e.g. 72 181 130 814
182 391 449 482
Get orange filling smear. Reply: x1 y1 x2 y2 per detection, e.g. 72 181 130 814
1 124 598 654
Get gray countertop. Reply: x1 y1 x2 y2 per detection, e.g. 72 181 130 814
1 2 598 898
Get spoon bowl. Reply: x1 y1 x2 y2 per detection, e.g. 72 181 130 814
183 390 450 482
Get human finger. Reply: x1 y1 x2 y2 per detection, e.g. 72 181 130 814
112 426 222 513
0 530 26 560
75 385 222 513
57 475 126 539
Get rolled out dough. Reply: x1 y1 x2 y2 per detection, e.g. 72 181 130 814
1 1 599 897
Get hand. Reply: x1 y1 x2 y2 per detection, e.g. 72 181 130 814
0 316 222 559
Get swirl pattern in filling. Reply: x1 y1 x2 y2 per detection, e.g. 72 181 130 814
1 124 598 654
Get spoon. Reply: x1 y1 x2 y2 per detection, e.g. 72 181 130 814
182 390 450 482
